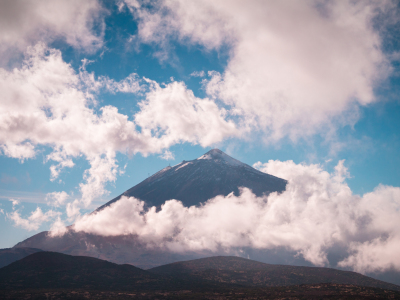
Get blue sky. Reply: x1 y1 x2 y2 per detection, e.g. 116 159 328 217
0 0 400 272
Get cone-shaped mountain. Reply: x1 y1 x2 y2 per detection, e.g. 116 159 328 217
14 149 287 268
98 148 287 210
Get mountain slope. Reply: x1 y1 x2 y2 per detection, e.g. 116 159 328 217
0 251 152 290
0 247 43 268
149 256 400 291
0 251 224 291
98 148 287 209
13 230 200 269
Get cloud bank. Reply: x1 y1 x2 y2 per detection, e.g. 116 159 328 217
73 160 400 274
128 0 393 141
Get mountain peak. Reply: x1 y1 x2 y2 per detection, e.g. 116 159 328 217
196 149 243 166
96 148 287 209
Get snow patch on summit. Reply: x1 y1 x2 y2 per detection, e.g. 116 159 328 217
151 166 171 177
197 149 244 167
197 154 212 160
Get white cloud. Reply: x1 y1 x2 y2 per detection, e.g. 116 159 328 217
9 199 20 208
99 73 143 94
0 0 105 61
74 159 400 274
48 216 68 237
128 0 393 141
45 191 69 207
78 60 144 95
159 150 175 160
79 154 119 208
8 207 60 231
1 142 36 161
135 80 238 148
66 199 81 220
338 185 400 273
190 70 205 77
0 44 141 217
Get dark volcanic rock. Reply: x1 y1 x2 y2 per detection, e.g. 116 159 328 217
98 148 287 209
149 256 400 291
0 247 43 268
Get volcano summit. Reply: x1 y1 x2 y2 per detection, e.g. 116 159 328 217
99 148 287 210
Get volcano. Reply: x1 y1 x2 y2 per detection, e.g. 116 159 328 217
99 148 287 210
14 149 287 268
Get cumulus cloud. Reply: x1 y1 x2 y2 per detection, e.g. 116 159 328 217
8 207 60 231
0 0 105 62
73 159 400 274
1 142 36 161
0 43 237 218
135 80 238 148
128 0 394 141
0 44 128 214
0 44 132 215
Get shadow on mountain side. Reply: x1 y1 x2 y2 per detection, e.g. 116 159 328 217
149 256 400 291
0 247 43 268
1 252 400 299
0 252 231 292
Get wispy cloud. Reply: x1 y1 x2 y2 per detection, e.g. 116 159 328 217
0 174 18 184
0 189 46 204
190 70 205 77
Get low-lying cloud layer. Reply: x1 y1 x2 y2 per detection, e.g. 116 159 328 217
73 160 400 274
